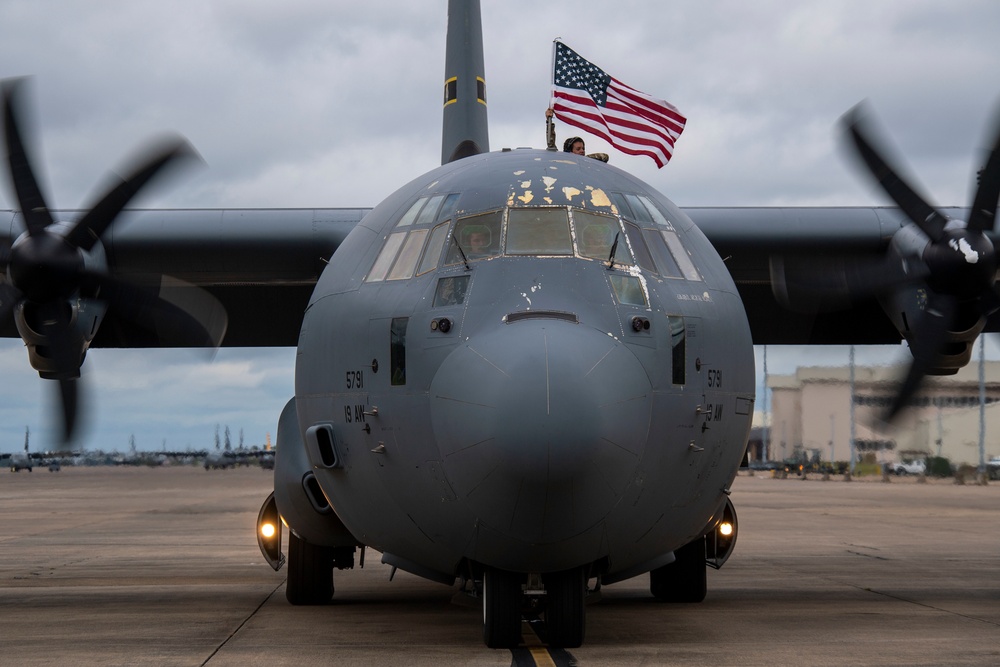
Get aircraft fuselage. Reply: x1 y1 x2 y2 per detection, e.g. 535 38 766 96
294 148 754 581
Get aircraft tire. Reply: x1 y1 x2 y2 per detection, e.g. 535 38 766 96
544 566 586 648
286 531 334 605
482 567 522 648
650 536 707 603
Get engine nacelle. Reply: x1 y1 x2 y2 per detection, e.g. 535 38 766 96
881 288 984 376
14 297 106 379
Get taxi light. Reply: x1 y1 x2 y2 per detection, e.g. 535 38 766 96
706 497 738 570
256 492 285 571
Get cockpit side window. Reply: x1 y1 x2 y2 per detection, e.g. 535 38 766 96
416 221 450 276
643 228 683 278
615 193 702 281
622 221 656 273
397 193 459 229
414 194 446 226
396 199 425 227
624 194 655 225
437 193 461 223
386 228 428 280
635 195 672 227
445 211 502 264
433 275 469 306
609 274 647 306
610 192 633 219
662 230 702 281
365 232 407 282
506 207 572 255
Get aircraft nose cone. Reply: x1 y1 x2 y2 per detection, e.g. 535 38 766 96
430 320 652 543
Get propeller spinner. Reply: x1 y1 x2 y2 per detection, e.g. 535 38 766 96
0 78 227 443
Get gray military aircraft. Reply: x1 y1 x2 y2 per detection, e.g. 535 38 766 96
2 0 999 651
9 426 32 472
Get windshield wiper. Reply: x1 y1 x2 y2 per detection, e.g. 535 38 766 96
451 236 472 271
607 232 620 270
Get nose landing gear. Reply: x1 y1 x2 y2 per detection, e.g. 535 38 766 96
481 565 588 649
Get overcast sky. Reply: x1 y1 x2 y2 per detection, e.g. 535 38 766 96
0 0 998 452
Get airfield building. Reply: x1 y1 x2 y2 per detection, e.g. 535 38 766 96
756 361 1000 467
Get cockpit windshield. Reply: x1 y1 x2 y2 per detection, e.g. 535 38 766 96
368 199 701 282
443 206 631 265
506 208 573 255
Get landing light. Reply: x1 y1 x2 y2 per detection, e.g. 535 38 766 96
706 497 738 570
256 492 285 571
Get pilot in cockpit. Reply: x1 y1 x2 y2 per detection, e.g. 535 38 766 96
578 222 614 258
462 225 493 258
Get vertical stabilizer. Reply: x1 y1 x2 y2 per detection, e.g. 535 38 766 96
441 0 489 164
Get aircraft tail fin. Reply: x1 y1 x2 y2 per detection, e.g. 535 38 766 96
441 0 489 164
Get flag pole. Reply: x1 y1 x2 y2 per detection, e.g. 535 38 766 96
547 39 560 150
550 39 559 110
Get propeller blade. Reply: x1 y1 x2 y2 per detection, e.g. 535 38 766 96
882 292 957 423
37 301 83 443
842 104 949 242
81 272 227 348
967 105 1000 234
66 136 199 252
56 377 79 444
2 78 54 236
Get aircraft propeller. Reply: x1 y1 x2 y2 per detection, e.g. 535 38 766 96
772 102 1000 424
0 78 227 443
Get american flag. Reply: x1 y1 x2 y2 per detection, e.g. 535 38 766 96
551 41 686 168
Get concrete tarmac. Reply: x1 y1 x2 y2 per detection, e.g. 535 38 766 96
0 466 997 666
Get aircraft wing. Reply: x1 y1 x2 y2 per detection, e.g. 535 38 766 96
687 205 984 346
2 207 368 346
3 203 983 348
